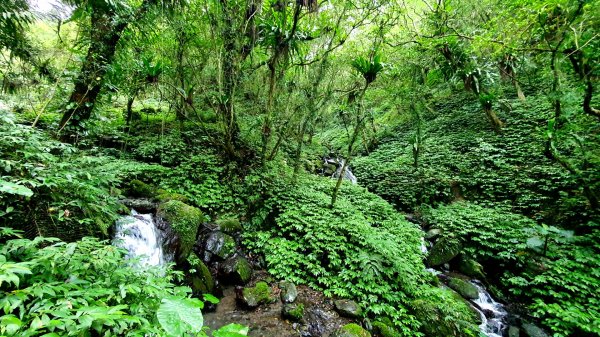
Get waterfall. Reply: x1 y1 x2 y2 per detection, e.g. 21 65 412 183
113 210 170 267
470 280 508 337
326 158 357 184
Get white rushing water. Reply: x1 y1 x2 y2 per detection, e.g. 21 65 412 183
470 280 508 337
113 210 168 267
330 158 357 184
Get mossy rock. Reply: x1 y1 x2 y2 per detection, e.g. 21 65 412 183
128 179 155 198
334 299 362 318
426 236 462 267
372 318 400 337
237 281 273 308
447 277 479 300
216 217 243 234
220 256 253 285
156 191 189 203
204 231 237 261
282 303 304 322
188 257 214 295
331 323 371 337
457 255 485 279
411 296 479 337
157 200 204 259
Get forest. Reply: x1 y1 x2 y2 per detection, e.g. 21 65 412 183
0 0 598 336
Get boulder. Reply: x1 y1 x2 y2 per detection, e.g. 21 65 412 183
220 255 252 285
157 200 204 260
155 190 189 203
411 297 479 337
425 228 442 240
120 198 156 213
334 299 363 318
127 179 155 198
426 236 462 267
372 318 400 337
279 281 298 303
457 255 485 280
448 277 479 300
330 323 371 337
216 217 243 234
282 303 304 322
236 282 273 308
203 231 236 262
522 322 550 337
188 258 214 294
508 326 520 337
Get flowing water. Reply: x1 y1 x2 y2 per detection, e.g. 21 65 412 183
329 158 357 184
113 210 170 267
470 280 508 337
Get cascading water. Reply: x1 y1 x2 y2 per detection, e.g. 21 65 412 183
113 210 170 267
326 158 357 184
470 280 508 337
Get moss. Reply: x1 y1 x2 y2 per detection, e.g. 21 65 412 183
448 277 479 300
411 289 480 337
128 179 155 198
240 281 273 307
157 200 204 259
372 318 400 337
426 236 462 267
332 323 371 337
188 255 214 294
282 303 304 322
216 217 243 234
457 255 485 279
156 190 189 203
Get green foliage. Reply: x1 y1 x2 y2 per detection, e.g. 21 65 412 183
351 54 384 84
422 202 533 263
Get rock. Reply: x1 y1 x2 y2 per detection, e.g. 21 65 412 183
127 179 155 198
508 326 520 337
372 318 399 337
220 255 252 285
426 236 462 267
155 190 189 203
303 307 340 337
204 231 236 262
188 258 214 294
522 322 550 337
216 217 243 234
282 303 304 322
279 281 298 303
157 200 204 260
120 198 156 213
457 255 485 279
447 277 479 300
334 299 362 318
236 282 272 308
330 323 371 337
411 295 480 337
425 228 442 239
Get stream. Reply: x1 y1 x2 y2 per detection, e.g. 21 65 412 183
471 280 508 337
113 210 171 267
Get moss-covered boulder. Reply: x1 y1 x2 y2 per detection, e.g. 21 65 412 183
457 255 485 279
411 289 480 337
157 200 204 259
155 190 189 203
330 324 371 337
203 231 236 262
188 257 214 295
282 303 304 322
279 281 298 303
334 299 362 318
447 277 479 300
216 217 243 234
128 179 155 198
220 255 252 285
236 282 273 308
426 236 462 267
372 318 400 337
522 322 550 337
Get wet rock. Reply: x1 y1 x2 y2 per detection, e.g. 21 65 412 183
282 303 304 322
216 217 243 234
330 323 371 337
279 281 298 303
303 307 340 337
448 277 479 300
155 190 189 203
426 236 462 267
120 198 156 213
220 255 252 285
522 322 550 337
236 282 273 309
425 228 442 239
189 258 214 294
508 326 520 337
204 231 236 262
457 255 485 279
372 318 399 337
334 299 362 318
157 200 204 260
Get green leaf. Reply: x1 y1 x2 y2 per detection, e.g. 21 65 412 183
0 179 33 197
157 297 204 336
212 323 250 337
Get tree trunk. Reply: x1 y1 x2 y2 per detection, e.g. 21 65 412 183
58 7 128 140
